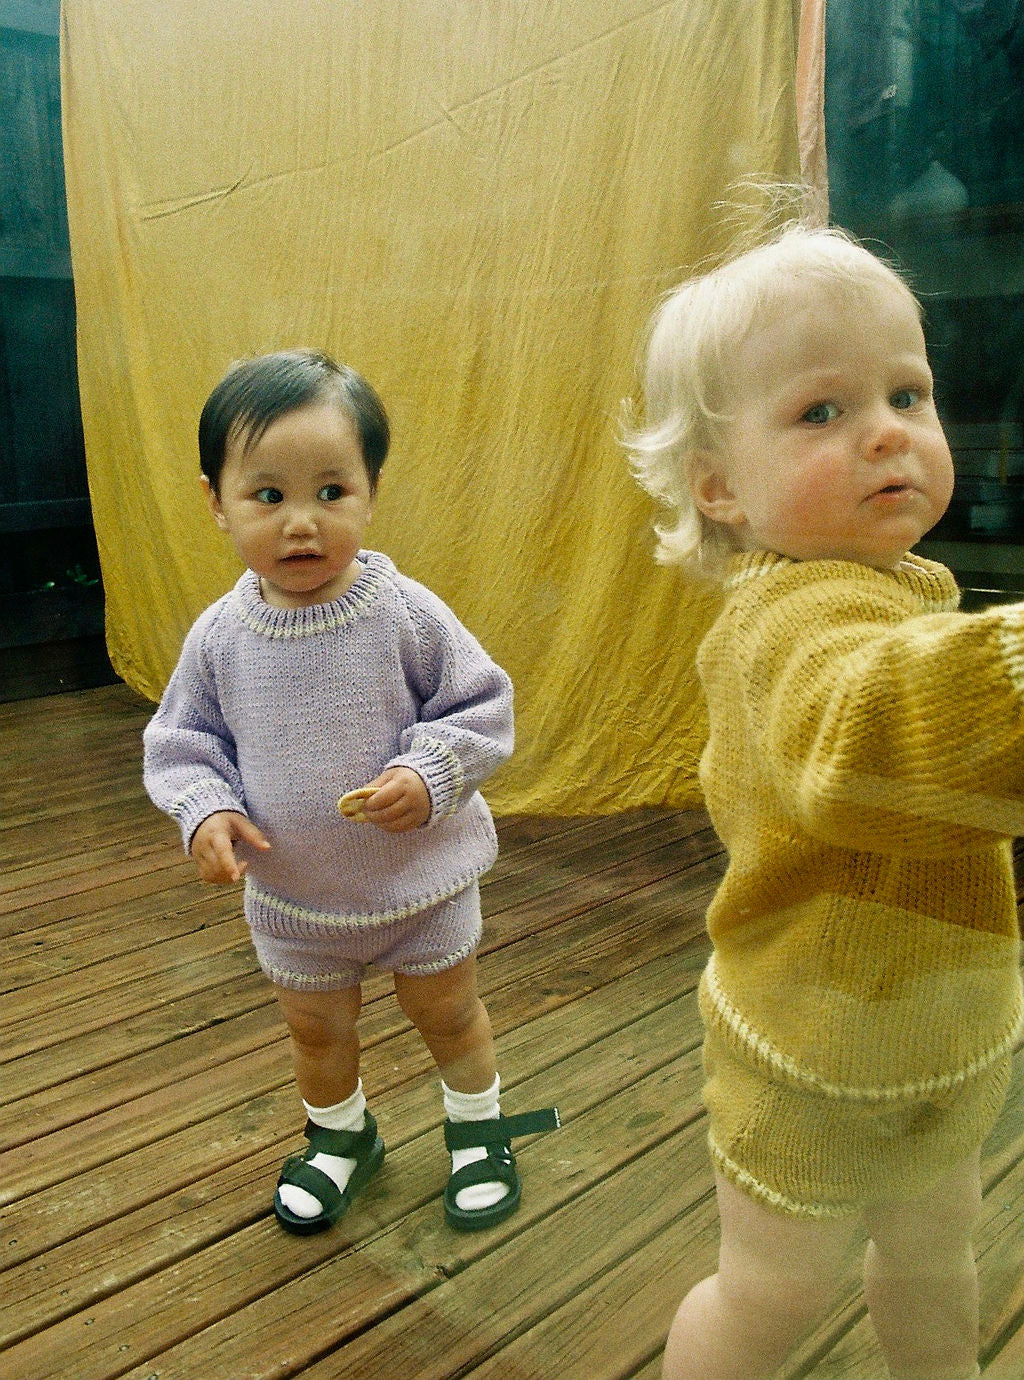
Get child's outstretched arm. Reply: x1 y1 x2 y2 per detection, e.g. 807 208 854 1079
713 566 1024 855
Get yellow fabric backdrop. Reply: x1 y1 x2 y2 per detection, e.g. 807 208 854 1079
61 0 801 815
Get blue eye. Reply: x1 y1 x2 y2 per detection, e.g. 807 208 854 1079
890 388 920 410
802 401 839 425
318 484 344 501
255 487 283 504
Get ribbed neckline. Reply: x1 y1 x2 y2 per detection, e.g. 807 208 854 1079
231 550 391 639
724 550 960 613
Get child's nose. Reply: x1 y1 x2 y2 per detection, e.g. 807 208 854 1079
867 411 911 459
281 503 318 535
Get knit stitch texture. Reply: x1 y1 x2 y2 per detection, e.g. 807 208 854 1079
695 550 1024 1211
143 551 514 936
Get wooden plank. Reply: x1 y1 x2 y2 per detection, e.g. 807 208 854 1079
0 937 705 1252
0 983 703 1372
0 820 718 1100
2 870 231 991
0 682 144 728
484 808 718 913
489 808 676 861
1 773 153 837
457 1195 717 1380
102 1075 705 1380
0 1001 282 1149
0 957 692 1351
296 1124 717 1380
0 1038 292 1206
0 832 186 910
4 811 720 1039
1 916 258 1060
2 802 705 918
2 809 715 974
6 683 1019 1380
0 791 166 867
1 818 712 1115
3 834 717 1072
458 1046 1024 1380
8 945 690 1207
0 971 271 1107
795 1148 1024 1378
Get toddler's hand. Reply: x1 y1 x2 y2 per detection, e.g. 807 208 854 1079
190 811 270 883
360 767 431 832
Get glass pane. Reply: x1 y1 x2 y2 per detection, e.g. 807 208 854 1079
825 0 1024 607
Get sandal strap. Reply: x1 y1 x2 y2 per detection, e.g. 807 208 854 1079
444 1106 560 1152
302 1112 379 1159
277 1157 345 1215
446 1145 518 1196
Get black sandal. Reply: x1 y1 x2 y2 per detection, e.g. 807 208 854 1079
273 1114 385 1235
443 1107 560 1232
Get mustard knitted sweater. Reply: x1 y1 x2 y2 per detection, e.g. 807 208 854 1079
696 551 1024 1102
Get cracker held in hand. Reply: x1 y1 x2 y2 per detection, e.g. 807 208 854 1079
337 787 376 822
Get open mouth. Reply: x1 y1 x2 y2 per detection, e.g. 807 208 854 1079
874 482 913 497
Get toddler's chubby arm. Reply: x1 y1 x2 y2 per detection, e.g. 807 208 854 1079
385 581 515 825
190 810 271 883
143 608 255 856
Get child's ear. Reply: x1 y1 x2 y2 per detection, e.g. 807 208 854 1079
201 474 230 531
686 452 746 528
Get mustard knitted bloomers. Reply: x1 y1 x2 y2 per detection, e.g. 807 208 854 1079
695 551 1024 1218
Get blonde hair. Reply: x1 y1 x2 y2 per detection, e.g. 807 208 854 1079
624 222 921 581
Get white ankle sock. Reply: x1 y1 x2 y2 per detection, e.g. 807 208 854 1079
443 1075 509 1213
277 1082 366 1220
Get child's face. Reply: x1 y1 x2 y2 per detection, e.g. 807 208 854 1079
204 399 374 608
690 280 955 571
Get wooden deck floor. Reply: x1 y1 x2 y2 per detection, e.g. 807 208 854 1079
2 682 1023 1380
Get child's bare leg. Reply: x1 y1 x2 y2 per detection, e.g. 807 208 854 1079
394 955 497 1092
395 956 508 1212
273 983 366 1220
662 1172 856 1380
861 1153 982 1380
275 983 363 1104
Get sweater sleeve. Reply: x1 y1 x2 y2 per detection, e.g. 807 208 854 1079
142 608 248 850
386 582 515 824
729 575 1024 856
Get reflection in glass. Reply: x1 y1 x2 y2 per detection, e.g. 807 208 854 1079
826 0 1024 603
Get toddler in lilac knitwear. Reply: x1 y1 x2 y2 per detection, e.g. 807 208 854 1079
143 349 557 1235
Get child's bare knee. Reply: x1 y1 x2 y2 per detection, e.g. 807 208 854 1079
721 1255 838 1327
408 988 482 1043
863 1158 982 1267
276 986 361 1057
395 963 482 1037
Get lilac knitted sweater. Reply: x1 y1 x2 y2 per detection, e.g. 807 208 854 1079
143 551 514 937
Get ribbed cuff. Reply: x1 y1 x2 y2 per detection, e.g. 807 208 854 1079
388 735 465 824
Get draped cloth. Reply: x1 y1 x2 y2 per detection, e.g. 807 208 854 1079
61 0 806 814
796 0 829 223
